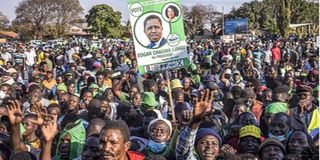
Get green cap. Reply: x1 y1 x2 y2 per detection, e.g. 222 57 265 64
189 63 197 71
89 83 99 89
141 92 158 108
56 83 67 92
265 102 288 114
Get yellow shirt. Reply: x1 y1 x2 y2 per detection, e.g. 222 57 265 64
42 79 57 90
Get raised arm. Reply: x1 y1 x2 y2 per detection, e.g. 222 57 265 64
112 73 129 98
40 114 58 160
6 100 28 152
176 89 215 159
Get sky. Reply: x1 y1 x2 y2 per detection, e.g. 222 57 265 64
1 0 252 22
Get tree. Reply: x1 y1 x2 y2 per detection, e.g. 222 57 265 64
277 0 291 38
86 4 123 38
227 0 319 37
0 12 9 30
122 20 132 38
52 0 83 36
14 0 83 39
182 5 222 38
204 5 223 37
15 0 55 39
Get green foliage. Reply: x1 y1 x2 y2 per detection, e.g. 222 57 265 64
228 0 319 37
86 4 123 38
277 0 291 38
14 0 83 39
182 5 222 38
0 12 10 30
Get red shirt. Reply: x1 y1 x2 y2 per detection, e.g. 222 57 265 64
271 47 281 61
127 151 145 160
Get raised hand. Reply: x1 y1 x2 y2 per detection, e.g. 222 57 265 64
193 89 215 120
122 72 130 81
6 100 23 125
220 144 237 154
30 102 47 125
41 114 58 142
181 110 193 126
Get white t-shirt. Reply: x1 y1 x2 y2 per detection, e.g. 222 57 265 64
24 50 37 66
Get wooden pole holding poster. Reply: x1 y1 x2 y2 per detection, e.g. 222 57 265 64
165 70 176 121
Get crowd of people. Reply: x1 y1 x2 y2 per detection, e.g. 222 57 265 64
0 36 318 160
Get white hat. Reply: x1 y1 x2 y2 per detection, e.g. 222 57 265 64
148 118 172 137
225 68 232 75
6 68 17 74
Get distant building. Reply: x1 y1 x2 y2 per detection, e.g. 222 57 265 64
66 22 94 39
0 31 18 43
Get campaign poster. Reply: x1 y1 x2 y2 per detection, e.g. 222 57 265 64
128 0 190 74
224 18 248 35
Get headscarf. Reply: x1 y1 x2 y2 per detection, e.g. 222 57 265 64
148 118 173 137
239 125 261 139
265 102 288 114
56 120 86 160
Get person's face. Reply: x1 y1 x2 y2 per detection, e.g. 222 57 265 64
195 135 220 160
239 114 256 126
175 94 184 103
129 87 139 98
59 94 69 104
239 136 260 154
132 94 141 108
270 117 290 136
22 117 37 136
67 84 75 94
233 104 247 117
233 74 240 81
67 96 79 111
101 101 111 115
262 91 272 102
267 68 277 78
97 75 105 86
48 107 61 115
131 60 137 69
81 136 100 160
297 91 312 101
147 84 158 95
83 92 93 104
56 76 63 84
183 78 191 89
285 77 294 87
0 123 8 133
273 92 288 102
287 131 310 154
99 129 131 160
261 145 285 160
65 75 73 81
167 8 175 19
224 74 231 80
12 73 19 81
159 81 167 91
0 86 10 96
28 92 41 104
144 18 163 43
149 121 171 143
60 134 71 160
105 90 114 102
246 82 255 91
46 73 53 80
41 64 48 72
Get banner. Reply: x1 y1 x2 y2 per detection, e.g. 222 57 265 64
128 0 190 74
224 18 248 35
